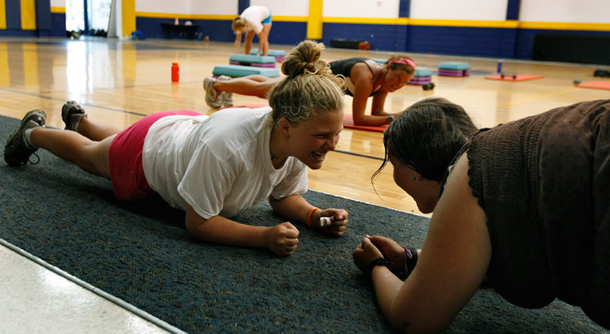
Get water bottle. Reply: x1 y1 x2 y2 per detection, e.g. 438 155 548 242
171 62 179 82
497 59 503 74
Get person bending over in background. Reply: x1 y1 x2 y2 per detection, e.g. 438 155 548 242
204 55 416 126
4 40 349 256
233 5 272 56
352 97 610 332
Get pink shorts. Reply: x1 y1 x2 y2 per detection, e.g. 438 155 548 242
109 110 202 201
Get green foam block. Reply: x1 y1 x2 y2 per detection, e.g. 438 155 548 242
414 68 432 77
438 62 471 70
212 65 279 78
229 54 276 64
250 49 286 56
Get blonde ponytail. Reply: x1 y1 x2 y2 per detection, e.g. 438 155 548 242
268 40 345 125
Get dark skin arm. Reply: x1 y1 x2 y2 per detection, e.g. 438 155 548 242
353 154 491 333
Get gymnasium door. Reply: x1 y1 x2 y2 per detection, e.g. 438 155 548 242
65 0 113 37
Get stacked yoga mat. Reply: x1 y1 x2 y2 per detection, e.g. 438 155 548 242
229 54 276 68
213 52 285 78
250 49 286 62
438 62 471 77
408 68 433 85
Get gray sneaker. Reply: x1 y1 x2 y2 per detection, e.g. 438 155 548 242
217 75 233 107
4 109 46 166
203 77 222 109
62 100 87 131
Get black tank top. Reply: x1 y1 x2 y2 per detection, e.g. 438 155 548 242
330 58 379 97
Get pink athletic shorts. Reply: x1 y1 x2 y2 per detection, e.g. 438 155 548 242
109 110 202 201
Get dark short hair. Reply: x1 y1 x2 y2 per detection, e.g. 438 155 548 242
373 97 478 183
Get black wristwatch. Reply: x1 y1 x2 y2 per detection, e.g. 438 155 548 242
387 115 395 123
368 257 391 278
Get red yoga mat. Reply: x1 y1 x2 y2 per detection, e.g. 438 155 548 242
576 81 610 90
484 74 545 82
343 114 388 133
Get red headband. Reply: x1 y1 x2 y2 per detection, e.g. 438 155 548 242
390 58 417 72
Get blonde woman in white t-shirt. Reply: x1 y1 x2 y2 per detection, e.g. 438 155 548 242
233 5 272 56
4 40 348 256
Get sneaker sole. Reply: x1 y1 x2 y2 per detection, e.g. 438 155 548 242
62 101 87 131
4 110 46 165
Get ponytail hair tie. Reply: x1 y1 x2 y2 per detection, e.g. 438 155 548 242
389 58 417 72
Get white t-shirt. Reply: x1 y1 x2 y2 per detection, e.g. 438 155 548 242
240 5 270 34
142 107 308 219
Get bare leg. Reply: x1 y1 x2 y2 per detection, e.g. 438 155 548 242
259 24 272 56
77 116 121 141
29 127 114 179
213 75 281 99
244 31 255 55
263 39 270 57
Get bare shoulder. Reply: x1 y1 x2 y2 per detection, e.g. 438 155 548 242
426 153 489 257
350 61 375 78
389 153 491 332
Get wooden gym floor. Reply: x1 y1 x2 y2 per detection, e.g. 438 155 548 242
1 36 609 333
1 37 608 217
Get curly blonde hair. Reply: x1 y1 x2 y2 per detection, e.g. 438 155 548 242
267 40 345 126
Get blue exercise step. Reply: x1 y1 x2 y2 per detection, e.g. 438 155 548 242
229 54 276 65
250 49 286 56
212 65 279 78
438 62 471 77
250 49 286 61
413 68 432 77
438 62 470 70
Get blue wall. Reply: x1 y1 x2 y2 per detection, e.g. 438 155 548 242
3 3 610 62
51 13 68 37
136 17 306 46
405 25 518 58
131 16 610 61
322 23 409 53
515 28 610 60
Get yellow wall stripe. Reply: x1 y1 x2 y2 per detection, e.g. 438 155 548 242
0 5 606 34
136 11 183 19
273 16 308 22
20 0 36 30
50 6 65 14
0 0 6 29
307 0 323 40
519 21 610 31
122 0 136 36
324 17 409 25
136 12 309 22
132 12 610 33
136 12 238 20
409 19 517 28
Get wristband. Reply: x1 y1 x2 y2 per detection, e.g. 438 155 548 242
404 247 419 278
306 207 319 227
368 257 391 279
393 247 419 280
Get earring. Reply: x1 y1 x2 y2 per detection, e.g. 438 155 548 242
413 177 417 181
